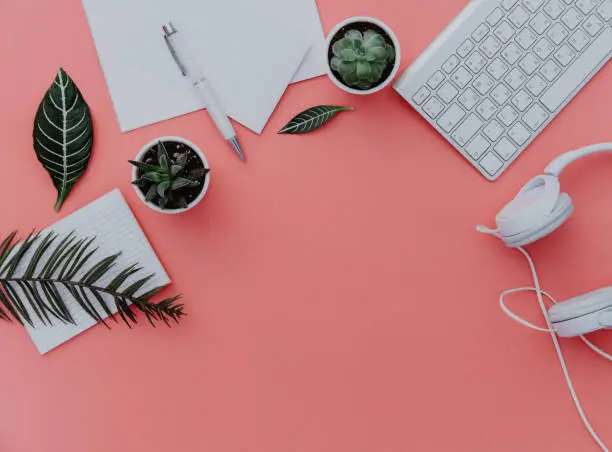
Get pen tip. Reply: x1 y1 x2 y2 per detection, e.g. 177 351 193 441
229 137 246 162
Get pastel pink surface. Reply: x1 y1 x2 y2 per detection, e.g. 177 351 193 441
1 0 612 451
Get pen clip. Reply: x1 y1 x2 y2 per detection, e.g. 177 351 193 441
164 35 188 76
163 29 188 76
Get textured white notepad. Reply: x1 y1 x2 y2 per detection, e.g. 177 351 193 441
81 0 312 133
18 190 170 355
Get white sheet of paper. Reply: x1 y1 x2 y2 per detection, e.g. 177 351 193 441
82 0 311 133
286 0 327 82
20 190 170 355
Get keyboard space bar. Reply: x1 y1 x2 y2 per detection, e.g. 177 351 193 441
541 28 612 113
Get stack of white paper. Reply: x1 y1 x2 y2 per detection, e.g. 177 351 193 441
81 0 326 134
18 190 170 355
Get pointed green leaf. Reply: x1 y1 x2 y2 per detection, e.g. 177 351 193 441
157 181 170 198
145 185 157 202
128 160 161 173
33 68 93 212
170 177 198 190
278 106 354 135
157 141 170 172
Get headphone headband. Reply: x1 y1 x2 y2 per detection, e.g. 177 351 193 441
545 143 612 177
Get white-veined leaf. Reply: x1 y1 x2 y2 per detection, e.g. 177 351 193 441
278 106 354 135
33 68 93 211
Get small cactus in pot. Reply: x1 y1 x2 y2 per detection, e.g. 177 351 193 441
330 30 396 90
326 17 401 94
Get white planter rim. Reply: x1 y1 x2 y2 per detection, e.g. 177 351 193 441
131 136 210 215
325 16 401 95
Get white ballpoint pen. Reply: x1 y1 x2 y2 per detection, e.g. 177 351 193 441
162 22 245 162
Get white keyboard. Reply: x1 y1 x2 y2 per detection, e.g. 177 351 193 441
394 0 612 180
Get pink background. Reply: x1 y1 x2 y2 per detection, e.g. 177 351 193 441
1 0 612 450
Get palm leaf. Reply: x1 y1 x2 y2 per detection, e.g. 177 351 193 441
278 105 354 134
33 68 94 212
0 231 185 329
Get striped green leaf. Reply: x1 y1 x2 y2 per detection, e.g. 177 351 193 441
33 68 94 212
278 105 354 134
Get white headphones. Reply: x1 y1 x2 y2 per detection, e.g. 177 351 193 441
488 143 612 338
480 143 612 451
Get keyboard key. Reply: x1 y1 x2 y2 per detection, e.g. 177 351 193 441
452 113 484 146
554 44 576 65
484 120 505 140
526 74 548 95
576 0 597 15
508 123 532 145
451 67 473 89
413 87 431 105
516 28 537 49
428 71 445 89
438 82 459 103
530 12 553 33
523 103 549 129
480 36 502 57
523 0 545 13
543 0 566 19
457 39 475 57
465 134 491 159
540 59 562 80
494 137 519 159
472 24 490 42
459 87 480 110
547 22 569 44
442 55 461 73
502 0 520 10
480 152 504 175
494 21 516 43
541 28 612 111
505 68 527 89
512 90 533 111
487 57 510 79
498 105 519 126
423 97 444 118
491 83 512 105
583 14 604 36
519 53 541 74
487 8 504 25
599 0 612 20
569 29 590 51
534 37 555 59
473 73 495 94
477 99 497 120
466 51 487 73
562 7 583 29
510 5 531 27
437 104 466 132
502 43 523 64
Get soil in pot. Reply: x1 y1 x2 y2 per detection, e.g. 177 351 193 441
328 21 396 91
136 141 208 210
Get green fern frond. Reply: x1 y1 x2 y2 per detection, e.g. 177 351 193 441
0 231 185 329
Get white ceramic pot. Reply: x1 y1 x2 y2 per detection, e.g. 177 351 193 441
132 136 210 214
325 16 401 95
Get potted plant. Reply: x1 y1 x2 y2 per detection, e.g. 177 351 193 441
130 137 210 214
326 17 401 95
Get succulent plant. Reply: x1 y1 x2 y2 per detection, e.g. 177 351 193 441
330 29 396 90
129 141 208 209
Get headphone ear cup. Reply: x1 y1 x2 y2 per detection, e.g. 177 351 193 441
549 287 612 337
495 175 569 247
502 192 573 247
